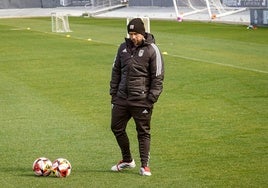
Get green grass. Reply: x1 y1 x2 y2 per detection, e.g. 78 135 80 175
0 17 267 187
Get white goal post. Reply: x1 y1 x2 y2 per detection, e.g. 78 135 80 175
126 17 150 38
60 0 72 7
51 13 72 33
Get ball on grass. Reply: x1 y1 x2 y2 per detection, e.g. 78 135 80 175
51 158 72 178
177 17 183 22
32 157 52 176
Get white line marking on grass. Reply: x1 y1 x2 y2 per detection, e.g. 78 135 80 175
10 28 27 30
38 30 119 46
169 53 268 74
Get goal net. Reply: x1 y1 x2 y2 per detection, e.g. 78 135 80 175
173 0 247 20
84 0 126 17
51 13 72 33
126 17 150 38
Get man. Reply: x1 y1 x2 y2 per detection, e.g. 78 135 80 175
110 18 164 176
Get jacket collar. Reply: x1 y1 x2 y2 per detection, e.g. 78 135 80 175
125 33 155 48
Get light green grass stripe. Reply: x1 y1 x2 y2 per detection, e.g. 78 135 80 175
27 30 267 75
168 53 268 74
29 28 268 75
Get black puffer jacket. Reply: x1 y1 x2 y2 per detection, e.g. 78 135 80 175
110 33 164 107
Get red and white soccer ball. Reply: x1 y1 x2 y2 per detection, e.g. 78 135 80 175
51 158 72 177
32 157 52 176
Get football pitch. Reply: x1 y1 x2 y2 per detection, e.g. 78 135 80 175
0 17 267 187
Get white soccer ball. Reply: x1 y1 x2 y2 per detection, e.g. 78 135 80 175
32 157 52 176
51 158 72 177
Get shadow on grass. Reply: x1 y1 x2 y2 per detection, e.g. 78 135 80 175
76 168 139 176
18 167 138 178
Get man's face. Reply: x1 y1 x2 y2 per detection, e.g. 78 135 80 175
129 32 144 46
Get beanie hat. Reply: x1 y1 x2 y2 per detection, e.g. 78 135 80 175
127 18 146 36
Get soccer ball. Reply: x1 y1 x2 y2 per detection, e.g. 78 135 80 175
177 16 183 22
51 158 72 177
32 157 52 176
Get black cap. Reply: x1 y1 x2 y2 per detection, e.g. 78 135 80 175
127 18 145 36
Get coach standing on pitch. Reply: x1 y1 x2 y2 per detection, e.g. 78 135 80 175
110 18 164 176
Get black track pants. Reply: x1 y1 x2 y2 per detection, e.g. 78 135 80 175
111 104 153 167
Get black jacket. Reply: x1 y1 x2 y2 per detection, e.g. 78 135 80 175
110 33 164 107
